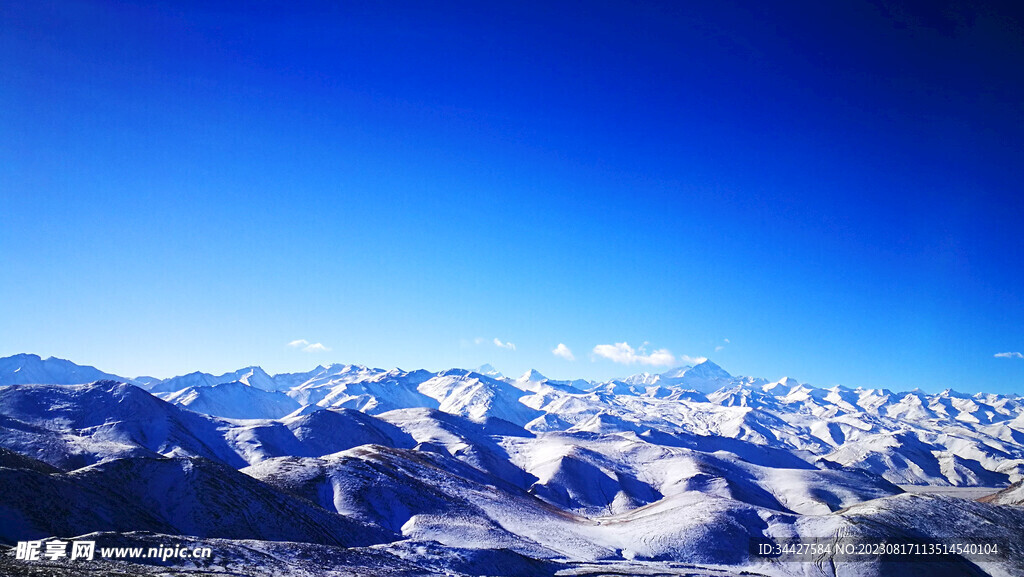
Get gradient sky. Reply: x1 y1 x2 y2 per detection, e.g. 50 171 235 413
2 1 1023 392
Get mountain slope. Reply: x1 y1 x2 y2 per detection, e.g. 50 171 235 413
0 452 393 546
243 445 611 560
162 381 301 419
225 408 417 465
0 381 247 469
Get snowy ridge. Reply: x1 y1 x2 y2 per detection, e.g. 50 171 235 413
0 354 128 386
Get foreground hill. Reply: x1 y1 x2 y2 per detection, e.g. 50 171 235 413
0 450 391 547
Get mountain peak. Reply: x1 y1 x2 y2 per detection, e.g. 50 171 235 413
623 372 659 386
680 359 732 379
693 358 722 368
764 376 800 393
476 363 503 378
518 369 547 382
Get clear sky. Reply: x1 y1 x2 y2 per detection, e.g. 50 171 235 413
2 1 1023 392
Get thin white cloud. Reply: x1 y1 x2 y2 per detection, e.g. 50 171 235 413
552 343 575 361
715 345 725 352
493 338 516 351
303 342 330 353
724 338 730 344
995 352 1023 359
679 354 708 365
287 339 310 348
592 342 676 367
474 337 486 345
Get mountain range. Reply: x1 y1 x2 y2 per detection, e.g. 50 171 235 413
1 353 1022 576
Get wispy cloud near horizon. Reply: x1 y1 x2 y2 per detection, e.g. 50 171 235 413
493 338 516 351
288 339 330 353
995 352 1023 359
592 342 676 367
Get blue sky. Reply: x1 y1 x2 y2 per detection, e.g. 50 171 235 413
2 1 1023 392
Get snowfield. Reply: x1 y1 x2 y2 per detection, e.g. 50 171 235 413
1 353 1022 576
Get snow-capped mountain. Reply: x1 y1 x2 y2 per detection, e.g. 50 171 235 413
475 363 504 378
162 381 301 419
148 365 284 394
417 369 542 426
0 353 129 386
0 380 248 469
2 353 1024 576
